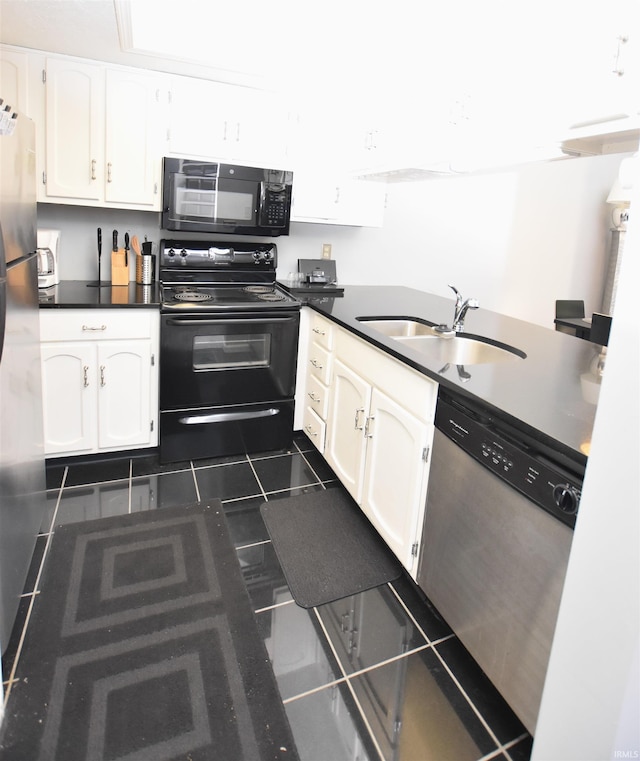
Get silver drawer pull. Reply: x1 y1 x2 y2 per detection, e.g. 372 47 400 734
308 392 320 403
312 327 326 336
310 359 323 369
82 324 107 331
304 424 318 437
83 365 89 388
100 365 106 387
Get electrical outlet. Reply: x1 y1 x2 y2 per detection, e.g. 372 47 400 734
322 243 332 260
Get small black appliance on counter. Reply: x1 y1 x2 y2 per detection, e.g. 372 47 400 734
283 259 344 295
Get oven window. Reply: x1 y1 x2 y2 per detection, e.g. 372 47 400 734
193 334 271 370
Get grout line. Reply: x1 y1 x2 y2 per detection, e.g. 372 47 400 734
235 538 271 552
254 597 294 616
429 639 507 753
293 448 328 490
281 676 348 705
221 493 266 505
478 748 511 761
308 608 386 761
246 457 269 502
501 732 531 761
263 483 324 497
190 461 201 503
386 579 432 642
4 466 69 706
339 642 432 683
128 459 133 513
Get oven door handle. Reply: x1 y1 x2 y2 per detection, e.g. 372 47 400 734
166 316 297 326
179 408 280 425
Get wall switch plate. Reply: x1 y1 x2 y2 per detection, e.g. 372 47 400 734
322 243 332 259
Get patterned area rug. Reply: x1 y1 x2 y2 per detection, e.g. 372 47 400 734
0 501 298 761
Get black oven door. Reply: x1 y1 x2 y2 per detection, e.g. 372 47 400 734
160 311 300 409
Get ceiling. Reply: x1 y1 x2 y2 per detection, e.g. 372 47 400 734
0 0 457 99
2 0 637 168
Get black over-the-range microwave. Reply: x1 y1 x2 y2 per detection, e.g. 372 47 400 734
162 158 294 236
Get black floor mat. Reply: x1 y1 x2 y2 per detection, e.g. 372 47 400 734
261 488 402 609
0 501 298 761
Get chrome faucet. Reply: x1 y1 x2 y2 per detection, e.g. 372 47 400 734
449 284 479 332
434 284 480 335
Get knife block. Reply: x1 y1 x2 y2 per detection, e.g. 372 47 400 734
111 251 130 286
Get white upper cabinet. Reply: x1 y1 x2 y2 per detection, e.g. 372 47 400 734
43 57 167 208
44 57 105 202
104 68 167 206
167 75 291 168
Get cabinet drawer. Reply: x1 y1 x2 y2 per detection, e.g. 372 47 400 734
302 405 326 453
40 309 154 341
307 342 331 385
306 373 329 420
308 313 334 351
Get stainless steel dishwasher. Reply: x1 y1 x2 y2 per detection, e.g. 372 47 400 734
417 390 584 735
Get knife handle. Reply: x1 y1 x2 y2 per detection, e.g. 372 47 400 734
112 229 118 252
97 227 102 255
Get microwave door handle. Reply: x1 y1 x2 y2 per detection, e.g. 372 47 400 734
166 316 298 326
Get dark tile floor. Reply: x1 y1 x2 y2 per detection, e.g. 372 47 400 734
2 433 533 761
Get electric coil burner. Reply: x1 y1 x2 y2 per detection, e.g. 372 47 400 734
159 240 300 463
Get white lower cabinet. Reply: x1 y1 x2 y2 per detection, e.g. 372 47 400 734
40 309 159 457
314 317 437 575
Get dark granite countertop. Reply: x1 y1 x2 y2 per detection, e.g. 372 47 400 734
287 285 602 466
38 280 162 308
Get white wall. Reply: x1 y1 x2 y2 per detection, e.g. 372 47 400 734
39 151 626 330
531 155 639 761
277 152 627 327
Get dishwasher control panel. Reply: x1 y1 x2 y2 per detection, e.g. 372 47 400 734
436 398 581 528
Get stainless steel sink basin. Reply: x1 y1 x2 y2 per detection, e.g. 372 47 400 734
357 318 437 338
358 317 525 365
395 335 522 364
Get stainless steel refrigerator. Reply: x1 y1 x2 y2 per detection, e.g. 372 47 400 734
0 107 46 655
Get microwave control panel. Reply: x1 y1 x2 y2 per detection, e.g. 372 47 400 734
259 184 291 228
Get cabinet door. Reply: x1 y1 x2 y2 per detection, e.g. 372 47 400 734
104 68 164 208
361 388 430 572
168 76 231 160
44 57 104 200
97 341 153 449
41 343 96 455
325 358 370 503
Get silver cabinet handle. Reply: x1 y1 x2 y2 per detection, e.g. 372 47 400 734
308 391 321 403
310 358 323 369
304 424 318 437
91 159 97 180
82 324 107 332
83 365 89 388
107 162 112 183
312 327 326 336
364 415 375 438
100 365 106 387
354 408 365 430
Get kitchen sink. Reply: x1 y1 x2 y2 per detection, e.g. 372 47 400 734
357 318 437 338
358 317 525 365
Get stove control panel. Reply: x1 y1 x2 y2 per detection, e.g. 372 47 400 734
160 240 278 270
